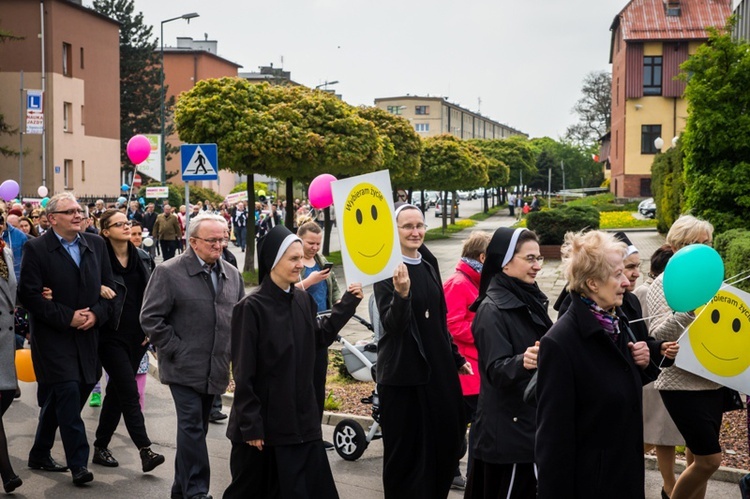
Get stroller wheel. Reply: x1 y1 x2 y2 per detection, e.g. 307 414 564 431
333 419 368 461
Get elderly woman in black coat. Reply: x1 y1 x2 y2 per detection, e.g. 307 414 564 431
466 227 553 498
535 230 657 498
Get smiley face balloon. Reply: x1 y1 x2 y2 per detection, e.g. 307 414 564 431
689 290 750 377
342 182 394 275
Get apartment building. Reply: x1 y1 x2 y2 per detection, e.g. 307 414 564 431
608 0 731 197
374 96 526 140
0 0 120 197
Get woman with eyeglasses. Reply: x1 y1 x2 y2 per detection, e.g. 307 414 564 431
536 230 659 498
90 210 165 473
373 204 471 498
648 215 721 499
465 228 552 498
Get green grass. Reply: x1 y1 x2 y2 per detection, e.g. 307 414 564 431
242 270 258 286
469 206 502 221
323 391 342 411
565 193 639 212
325 251 343 264
424 219 476 240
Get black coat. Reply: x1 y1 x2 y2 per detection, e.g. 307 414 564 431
535 292 650 499
373 258 465 386
471 275 550 464
227 278 360 446
19 230 114 384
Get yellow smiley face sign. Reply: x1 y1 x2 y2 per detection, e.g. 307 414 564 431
342 182 394 275
688 291 750 377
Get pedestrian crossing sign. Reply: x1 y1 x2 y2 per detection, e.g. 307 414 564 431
181 143 218 181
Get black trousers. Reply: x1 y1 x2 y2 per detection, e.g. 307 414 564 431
30 381 95 469
169 384 214 498
160 240 179 261
465 461 537 499
94 335 150 449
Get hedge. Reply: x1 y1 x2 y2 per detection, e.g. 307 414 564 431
526 206 599 245
715 229 750 294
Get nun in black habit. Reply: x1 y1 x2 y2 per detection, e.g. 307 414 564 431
224 225 363 499
373 204 471 499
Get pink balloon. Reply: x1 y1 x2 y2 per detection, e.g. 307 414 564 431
127 135 152 165
308 174 337 209
0 180 19 201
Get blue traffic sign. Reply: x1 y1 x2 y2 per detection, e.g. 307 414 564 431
181 143 218 181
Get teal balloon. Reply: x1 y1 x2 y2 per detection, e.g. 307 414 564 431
663 244 724 312
40 197 49 208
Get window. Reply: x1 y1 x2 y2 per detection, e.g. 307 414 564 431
63 102 72 132
387 106 404 115
415 105 430 115
81 160 86 182
63 42 72 76
641 125 662 154
640 178 651 197
64 159 72 189
415 123 429 133
643 56 662 95
80 47 84 69
80 105 85 126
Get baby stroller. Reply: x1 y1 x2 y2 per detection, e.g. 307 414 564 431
323 311 382 461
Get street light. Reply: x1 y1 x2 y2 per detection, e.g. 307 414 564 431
160 12 199 186
315 80 339 90
654 136 664 151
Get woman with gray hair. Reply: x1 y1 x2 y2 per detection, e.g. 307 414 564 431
535 230 664 498
648 215 719 499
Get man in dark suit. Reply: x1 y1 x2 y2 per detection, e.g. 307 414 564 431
19 192 114 486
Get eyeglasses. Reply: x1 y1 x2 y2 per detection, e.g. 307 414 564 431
192 236 229 246
516 255 544 264
398 223 428 232
51 208 85 216
31 215 39 219
108 221 133 229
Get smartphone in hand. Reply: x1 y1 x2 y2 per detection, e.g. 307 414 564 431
322 262 334 271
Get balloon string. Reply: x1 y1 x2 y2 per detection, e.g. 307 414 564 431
628 311 671 324
724 268 750 284
722 272 750 289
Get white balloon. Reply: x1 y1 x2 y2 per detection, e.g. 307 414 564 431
37 185 48 197
142 237 154 248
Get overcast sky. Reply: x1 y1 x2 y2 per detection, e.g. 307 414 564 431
95 0 636 140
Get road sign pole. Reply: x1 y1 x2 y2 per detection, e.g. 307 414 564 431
185 183 191 239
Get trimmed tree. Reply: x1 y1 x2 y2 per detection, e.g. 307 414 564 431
681 20 750 232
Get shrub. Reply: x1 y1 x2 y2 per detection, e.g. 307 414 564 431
526 206 599 245
715 229 750 293
187 186 224 207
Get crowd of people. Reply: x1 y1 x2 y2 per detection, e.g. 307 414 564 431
0 189 737 498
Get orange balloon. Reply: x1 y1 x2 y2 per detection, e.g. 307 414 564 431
15 348 36 383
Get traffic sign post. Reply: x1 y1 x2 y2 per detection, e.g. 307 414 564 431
181 143 218 181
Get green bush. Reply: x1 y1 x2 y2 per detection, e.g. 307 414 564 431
187 186 224 207
715 229 750 293
526 206 600 245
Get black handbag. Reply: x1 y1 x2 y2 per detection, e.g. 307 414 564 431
721 386 744 412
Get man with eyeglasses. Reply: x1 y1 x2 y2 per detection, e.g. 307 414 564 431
19 192 115 485
152 204 182 261
141 212 244 499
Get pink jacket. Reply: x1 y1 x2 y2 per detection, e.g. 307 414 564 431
443 260 481 396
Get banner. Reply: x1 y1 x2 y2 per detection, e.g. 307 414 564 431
676 285 750 393
25 90 43 134
136 134 162 182
330 170 401 287
224 191 248 205
145 186 169 199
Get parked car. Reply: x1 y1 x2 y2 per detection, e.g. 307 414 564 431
410 191 439 211
435 195 459 218
457 190 476 200
638 197 656 218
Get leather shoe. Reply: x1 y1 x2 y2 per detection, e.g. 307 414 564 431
140 447 165 472
92 447 119 467
3 475 22 493
28 456 68 472
208 411 227 423
71 466 93 485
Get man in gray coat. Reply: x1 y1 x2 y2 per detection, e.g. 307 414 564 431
141 212 244 499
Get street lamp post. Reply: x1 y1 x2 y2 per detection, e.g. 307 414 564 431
160 12 199 186
315 80 339 91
